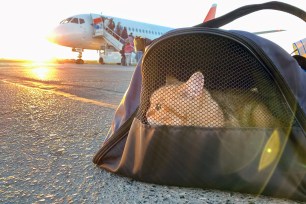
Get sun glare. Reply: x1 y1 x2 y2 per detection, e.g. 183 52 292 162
30 67 56 81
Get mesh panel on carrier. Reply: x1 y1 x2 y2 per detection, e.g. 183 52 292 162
137 33 295 128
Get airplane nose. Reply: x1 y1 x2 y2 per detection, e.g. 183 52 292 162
47 26 63 44
47 25 83 47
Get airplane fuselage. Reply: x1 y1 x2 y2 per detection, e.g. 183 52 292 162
49 14 173 51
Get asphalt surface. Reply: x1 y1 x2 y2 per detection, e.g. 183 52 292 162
0 62 302 203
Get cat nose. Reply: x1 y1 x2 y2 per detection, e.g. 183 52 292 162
146 110 153 118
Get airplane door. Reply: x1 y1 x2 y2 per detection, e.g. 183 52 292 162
79 18 87 41
91 14 104 37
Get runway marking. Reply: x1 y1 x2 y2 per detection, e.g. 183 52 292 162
1 79 118 110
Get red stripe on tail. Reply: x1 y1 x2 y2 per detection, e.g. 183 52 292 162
203 4 217 23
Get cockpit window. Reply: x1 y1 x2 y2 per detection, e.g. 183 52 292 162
71 18 79 24
60 17 72 24
60 17 84 24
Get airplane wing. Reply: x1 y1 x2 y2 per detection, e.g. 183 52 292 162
253 29 286 35
203 4 217 23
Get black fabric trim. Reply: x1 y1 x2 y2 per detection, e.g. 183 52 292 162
195 1 306 28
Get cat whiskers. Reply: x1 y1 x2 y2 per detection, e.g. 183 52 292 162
162 104 188 125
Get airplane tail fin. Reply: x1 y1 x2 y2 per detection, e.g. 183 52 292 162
203 3 217 23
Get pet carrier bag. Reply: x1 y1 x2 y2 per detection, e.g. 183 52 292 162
93 1 306 201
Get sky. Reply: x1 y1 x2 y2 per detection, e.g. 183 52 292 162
0 0 305 61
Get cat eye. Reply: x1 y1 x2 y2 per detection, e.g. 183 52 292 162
155 103 162 111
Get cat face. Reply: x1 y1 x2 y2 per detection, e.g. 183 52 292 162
146 85 180 125
146 72 224 127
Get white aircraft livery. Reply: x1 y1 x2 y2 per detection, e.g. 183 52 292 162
48 5 217 64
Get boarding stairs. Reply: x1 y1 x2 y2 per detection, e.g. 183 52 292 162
101 28 124 51
91 15 124 51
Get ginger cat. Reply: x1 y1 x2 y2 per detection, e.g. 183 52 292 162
210 89 279 128
146 72 224 127
146 71 279 128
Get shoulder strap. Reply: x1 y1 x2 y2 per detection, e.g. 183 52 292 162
195 1 306 28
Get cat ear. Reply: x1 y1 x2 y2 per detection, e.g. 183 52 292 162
166 75 180 85
184 72 204 97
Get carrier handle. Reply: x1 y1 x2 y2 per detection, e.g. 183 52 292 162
195 1 306 28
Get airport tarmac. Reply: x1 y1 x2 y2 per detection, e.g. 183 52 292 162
0 62 300 203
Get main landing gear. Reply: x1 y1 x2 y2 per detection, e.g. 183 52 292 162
72 48 84 64
99 57 104 64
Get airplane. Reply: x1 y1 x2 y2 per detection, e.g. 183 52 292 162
48 4 284 65
47 4 218 64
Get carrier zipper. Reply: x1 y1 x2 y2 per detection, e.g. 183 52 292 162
93 110 138 164
148 28 306 132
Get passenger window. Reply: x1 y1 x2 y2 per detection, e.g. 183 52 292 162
80 18 85 24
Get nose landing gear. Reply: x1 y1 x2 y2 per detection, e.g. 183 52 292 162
76 52 84 64
72 48 84 64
